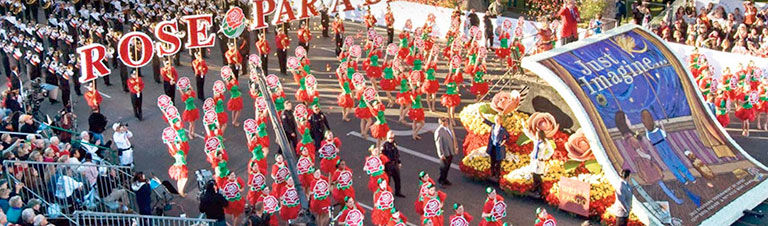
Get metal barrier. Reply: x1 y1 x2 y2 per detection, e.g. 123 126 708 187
73 211 214 226
2 160 136 223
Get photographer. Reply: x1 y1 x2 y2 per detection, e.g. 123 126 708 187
247 202 270 226
199 180 227 226
112 123 134 167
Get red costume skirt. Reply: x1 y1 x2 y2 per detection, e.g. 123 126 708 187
280 205 300 221
470 82 489 96
380 78 397 91
479 220 504 226
408 108 425 122
735 108 757 121
332 187 355 204
398 48 409 59
355 107 373 119
295 89 310 103
179 142 190 156
396 91 412 106
246 190 262 205
421 216 443 226
168 165 188 181
257 136 270 148
372 208 392 225
441 94 461 107
761 102 768 113
224 198 246 217
320 157 340 174
414 200 424 215
182 109 199 122
337 93 354 108
422 80 439 94
368 174 388 192
227 97 243 111
299 173 313 189
310 197 332 214
217 112 229 124
272 182 286 196
366 66 383 79
371 123 390 139
717 114 730 127
495 48 511 59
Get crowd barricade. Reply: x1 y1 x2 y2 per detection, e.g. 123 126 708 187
73 211 214 226
2 160 136 223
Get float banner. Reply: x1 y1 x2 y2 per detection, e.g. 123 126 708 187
557 177 590 217
523 25 768 225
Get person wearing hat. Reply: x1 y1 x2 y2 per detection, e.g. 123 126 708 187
332 14 344 56
384 4 395 44
534 207 557 226
255 31 270 73
309 103 330 148
112 122 134 166
225 40 243 77
309 168 331 225
127 69 144 120
275 27 290 74
319 2 329 37
449 203 473 225
480 187 506 225
161 58 178 103
331 159 355 204
372 178 393 225
414 171 435 215
192 50 207 100
297 20 311 53
420 184 445 226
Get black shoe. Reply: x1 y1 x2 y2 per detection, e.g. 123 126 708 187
443 181 452 186
123 89 129 93
395 193 406 198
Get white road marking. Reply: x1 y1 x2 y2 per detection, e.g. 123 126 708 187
387 122 439 136
346 131 460 170
358 202 418 226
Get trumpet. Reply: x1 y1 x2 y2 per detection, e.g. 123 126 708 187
41 0 51 9
11 3 22 15
72 0 80 4
26 0 36 5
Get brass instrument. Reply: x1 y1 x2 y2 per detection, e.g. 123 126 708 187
41 0 51 9
11 2 22 15
26 0 36 6
73 0 80 4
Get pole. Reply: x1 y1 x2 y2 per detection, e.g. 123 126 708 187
253 64 312 216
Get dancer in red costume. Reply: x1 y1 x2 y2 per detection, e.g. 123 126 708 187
220 171 245 225
309 169 332 225
221 66 243 127
420 184 446 226
319 131 341 175
479 188 506 226
332 160 356 204
534 208 557 226
336 197 366 226
279 177 301 222
337 66 355 121
177 77 198 138
369 100 391 146
442 56 463 125
257 187 280 226
246 161 267 205
714 92 731 127
449 203 474 226
212 81 229 133
380 46 399 106
355 86 374 138
421 53 439 112
364 145 390 192
271 154 290 194
387 208 408 226
736 90 759 136
161 127 188 197
409 83 426 140
372 179 394 226
296 147 315 188
414 171 435 215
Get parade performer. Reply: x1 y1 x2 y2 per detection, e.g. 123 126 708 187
337 70 355 121
398 21 413 59
422 54 439 112
714 92 731 127
280 177 301 222
319 131 342 175
421 184 446 226
84 83 102 112
127 70 144 120
298 21 312 53
758 81 768 130
414 171 435 215
409 87 426 140
271 154 291 194
388 208 408 226
226 41 244 77
372 179 394 226
496 20 512 59
736 90 759 136
395 70 412 123
177 77 199 137
385 4 395 43
244 118 269 173
364 145 390 192
256 32 270 72
355 86 374 139
336 197 366 226
213 81 229 133
276 28 290 74
480 188 506 226
470 59 489 100
202 103 223 138
534 208 557 226
161 59 178 102
310 169 332 225
162 127 188 197
296 147 316 188
332 160 356 204
380 48 398 106
220 171 246 225
442 57 463 125
370 100 391 145
333 15 345 56
221 66 243 127
449 203 474 226
246 161 267 205
192 50 207 100
266 74 286 112
534 18 556 54
364 6 377 29
257 187 281 226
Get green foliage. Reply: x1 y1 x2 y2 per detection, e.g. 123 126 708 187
580 0 609 21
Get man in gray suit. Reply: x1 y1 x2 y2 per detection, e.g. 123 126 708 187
434 118 457 186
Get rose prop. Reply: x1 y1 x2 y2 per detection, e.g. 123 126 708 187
526 112 559 138
478 46 488 59
294 104 308 119
162 127 178 145
373 36 384 47
177 77 191 90
386 43 398 56
287 56 300 70
248 54 260 67
344 36 355 47
213 80 226 95
266 74 280 89
222 7 246 38
203 98 215 112
255 96 268 112
470 26 480 39
367 28 377 40
451 19 460 28
414 27 423 38
295 46 307 59
352 72 365 89
157 95 173 110
490 91 521 115
243 118 258 135
305 74 317 88
502 19 513 30
414 39 425 50
404 19 412 30
450 55 462 69
363 87 377 102
220 66 233 81
204 136 223 153
451 36 463 49
565 128 595 161
349 45 362 58
427 13 436 23
203 109 219 126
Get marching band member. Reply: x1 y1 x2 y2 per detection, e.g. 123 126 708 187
333 15 345 56
385 4 395 43
127 70 144 120
192 50 208 100
276 27 290 74
297 21 311 53
84 82 102 112
161 58 179 102
256 32 270 72
225 41 243 77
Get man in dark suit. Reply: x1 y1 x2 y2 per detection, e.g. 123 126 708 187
280 101 298 150
484 116 508 177
434 118 457 186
